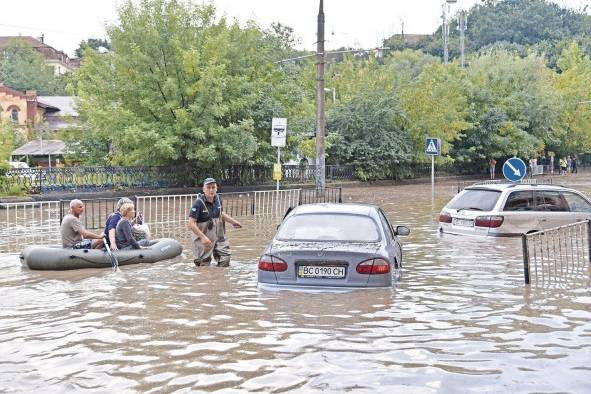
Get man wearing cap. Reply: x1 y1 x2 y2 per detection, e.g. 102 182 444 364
188 178 242 267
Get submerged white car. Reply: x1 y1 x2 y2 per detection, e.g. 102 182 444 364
439 183 591 236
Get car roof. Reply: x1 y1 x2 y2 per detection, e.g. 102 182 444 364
291 203 378 216
465 183 570 192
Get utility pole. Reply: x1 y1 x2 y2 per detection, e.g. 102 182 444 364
459 10 467 68
315 0 326 191
442 3 448 64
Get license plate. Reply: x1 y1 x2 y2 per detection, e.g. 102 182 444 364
453 218 474 227
298 265 346 279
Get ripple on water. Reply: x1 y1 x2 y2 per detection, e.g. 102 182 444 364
0 181 590 392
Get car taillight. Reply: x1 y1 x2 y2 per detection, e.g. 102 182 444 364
439 212 452 223
474 215 504 228
258 254 288 272
356 258 390 275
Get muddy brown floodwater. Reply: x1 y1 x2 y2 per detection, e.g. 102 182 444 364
0 181 590 393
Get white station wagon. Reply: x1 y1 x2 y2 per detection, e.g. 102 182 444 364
439 183 591 236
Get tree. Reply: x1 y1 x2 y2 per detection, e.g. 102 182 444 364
400 62 471 160
326 89 412 180
0 41 67 95
451 51 561 166
75 38 111 58
74 0 289 168
553 42 591 155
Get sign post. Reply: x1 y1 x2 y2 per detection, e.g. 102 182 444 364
425 137 441 190
271 118 287 191
502 157 527 182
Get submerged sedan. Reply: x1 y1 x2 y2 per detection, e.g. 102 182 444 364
257 203 410 288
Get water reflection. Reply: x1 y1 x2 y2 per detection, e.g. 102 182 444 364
0 181 590 392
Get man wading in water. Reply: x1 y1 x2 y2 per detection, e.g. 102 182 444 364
188 178 242 267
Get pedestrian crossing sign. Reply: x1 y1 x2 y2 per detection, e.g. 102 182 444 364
425 137 441 156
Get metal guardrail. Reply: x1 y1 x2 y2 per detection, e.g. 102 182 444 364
136 187 343 226
0 187 343 253
0 200 62 252
522 221 591 287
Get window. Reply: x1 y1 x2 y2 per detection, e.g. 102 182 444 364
10 108 18 122
562 192 591 213
504 191 534 211
535 191 568 212
276 213 380 242
378 209 395 240
448 189 501 211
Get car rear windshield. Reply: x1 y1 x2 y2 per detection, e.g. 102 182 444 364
448 189 502 211
276 213 381 242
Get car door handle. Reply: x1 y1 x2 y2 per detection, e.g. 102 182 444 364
539 218 547 222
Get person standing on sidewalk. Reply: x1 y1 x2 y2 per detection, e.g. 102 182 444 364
188 178 242 267
572 156 578 174
489 158 497 180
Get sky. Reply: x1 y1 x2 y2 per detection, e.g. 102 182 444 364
0 0 589 57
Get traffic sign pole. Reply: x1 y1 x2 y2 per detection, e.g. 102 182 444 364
431 155 435 190
277 147 280 192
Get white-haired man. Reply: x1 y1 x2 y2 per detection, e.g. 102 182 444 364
61 199 104 249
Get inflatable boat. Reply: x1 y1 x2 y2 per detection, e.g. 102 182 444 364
20 238 183 270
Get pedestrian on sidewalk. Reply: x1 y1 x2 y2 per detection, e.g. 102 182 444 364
572 156 578 174
489 158 497 180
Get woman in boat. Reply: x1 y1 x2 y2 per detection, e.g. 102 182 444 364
115 203 154 250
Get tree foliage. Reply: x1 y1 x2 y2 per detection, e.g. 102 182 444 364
74 0 293 168
327 89 412 180
0 41 67 95
75 38 112 58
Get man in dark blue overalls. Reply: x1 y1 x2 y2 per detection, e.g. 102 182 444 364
188 178 242 267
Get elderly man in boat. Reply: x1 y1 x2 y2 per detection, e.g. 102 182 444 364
61 199 105 249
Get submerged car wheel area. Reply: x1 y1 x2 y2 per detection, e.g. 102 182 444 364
257 203 410 288
439 183 591 236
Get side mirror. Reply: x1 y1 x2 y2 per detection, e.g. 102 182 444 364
395 225 410 236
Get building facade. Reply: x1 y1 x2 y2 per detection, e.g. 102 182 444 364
0 36 79 75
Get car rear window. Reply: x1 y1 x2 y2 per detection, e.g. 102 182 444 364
448 189 501 211
276 213 380 242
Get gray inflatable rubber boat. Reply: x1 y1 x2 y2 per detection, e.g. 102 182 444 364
20 238 183 270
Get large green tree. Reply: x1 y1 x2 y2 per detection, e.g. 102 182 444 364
326 89 412 180
0 41 67 95
451 51 561 165
73 0 290 167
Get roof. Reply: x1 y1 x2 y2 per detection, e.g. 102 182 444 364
0 36 77 66
292 203 377 216
37 96 78 116
11 140 66 156
466 183 567 192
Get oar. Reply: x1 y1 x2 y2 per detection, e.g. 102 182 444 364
103 237 119 272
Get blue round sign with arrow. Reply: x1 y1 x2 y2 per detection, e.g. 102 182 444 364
502 157 527 182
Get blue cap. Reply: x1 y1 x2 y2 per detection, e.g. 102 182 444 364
203 177 217 185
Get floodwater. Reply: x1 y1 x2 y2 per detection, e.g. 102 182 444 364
1 181 590 393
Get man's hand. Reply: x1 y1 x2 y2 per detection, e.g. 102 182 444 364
111 244 119 251
202 237 213 249
232 221 242 229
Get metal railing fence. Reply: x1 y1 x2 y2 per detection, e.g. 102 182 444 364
5 165 355 194
1 187 342 253
0 201 61 252
522 221 591 287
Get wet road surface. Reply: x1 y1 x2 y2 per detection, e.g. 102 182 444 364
0 180 590 393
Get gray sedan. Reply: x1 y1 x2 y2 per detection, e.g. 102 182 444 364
257 203 410 288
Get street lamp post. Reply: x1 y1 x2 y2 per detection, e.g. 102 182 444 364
442 0 457 64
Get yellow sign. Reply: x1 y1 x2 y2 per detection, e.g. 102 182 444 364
273 163 282 181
